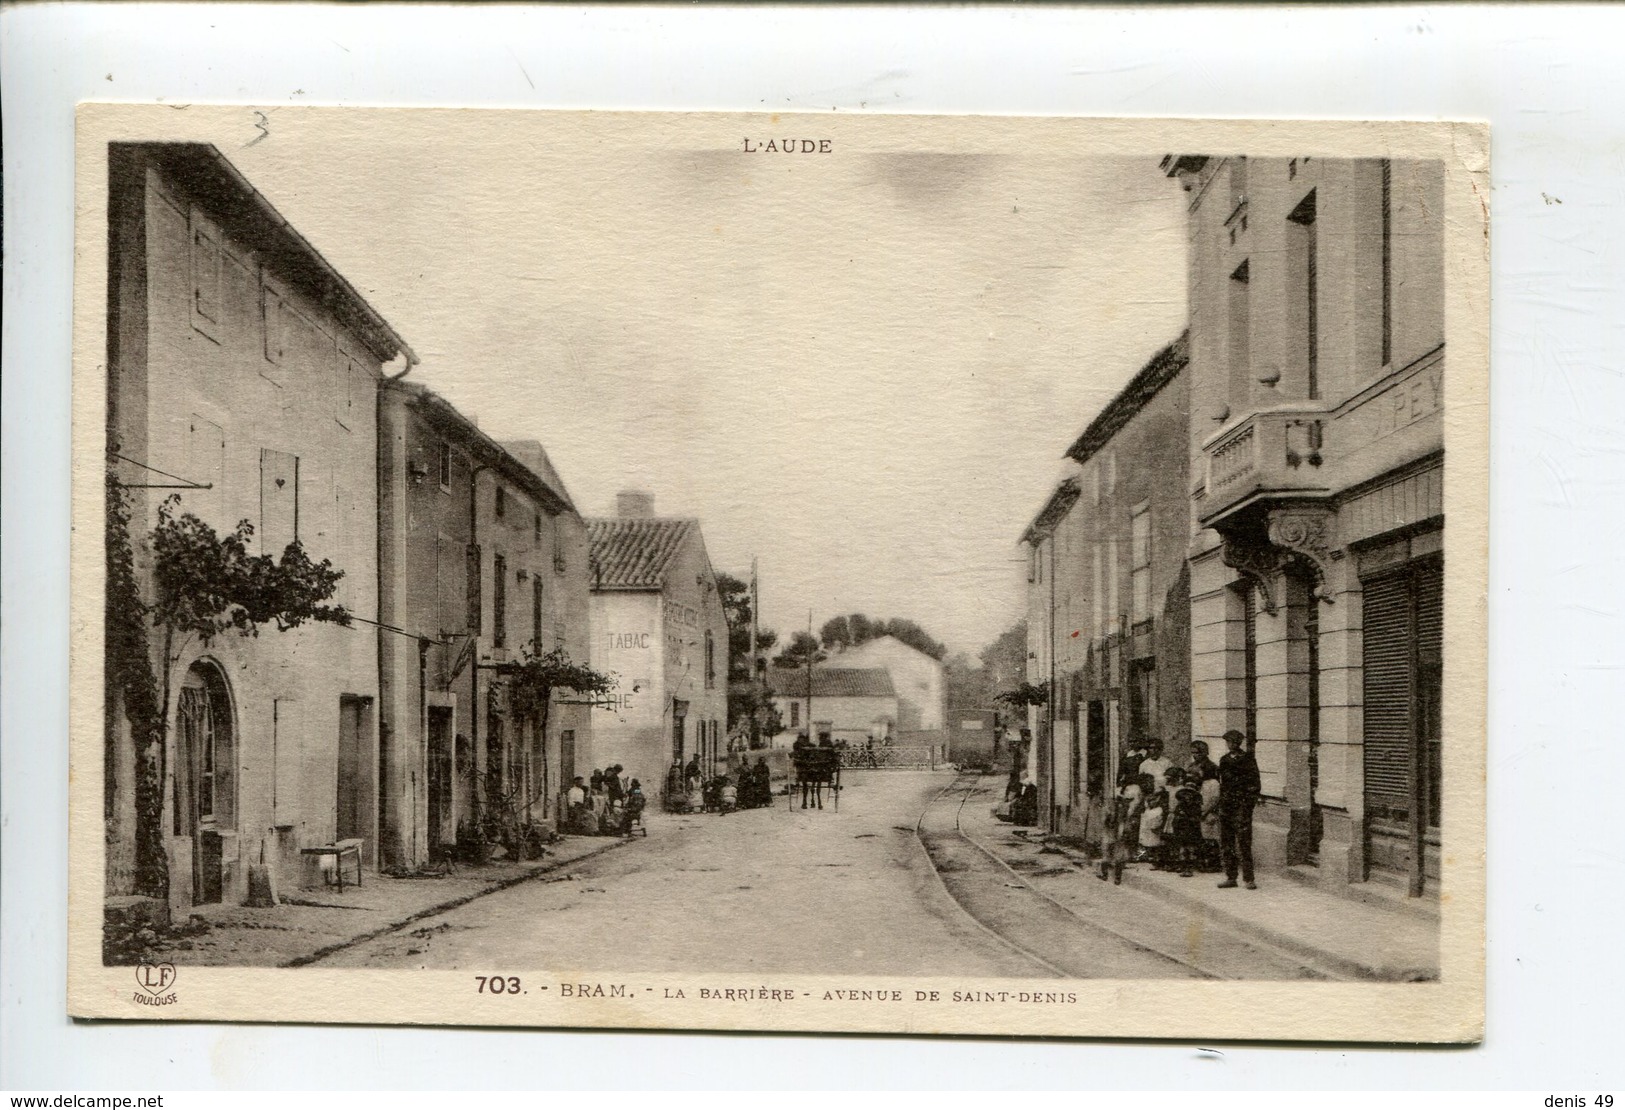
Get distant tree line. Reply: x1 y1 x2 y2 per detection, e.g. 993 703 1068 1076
812 613 947 661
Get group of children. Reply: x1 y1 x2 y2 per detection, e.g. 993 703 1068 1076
565 766 646 836
1098 739 1223 884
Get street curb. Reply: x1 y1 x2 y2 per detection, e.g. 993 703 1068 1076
1042 842 1434 983
280 836 637 969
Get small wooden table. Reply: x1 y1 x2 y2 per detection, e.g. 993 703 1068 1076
301 838 364 891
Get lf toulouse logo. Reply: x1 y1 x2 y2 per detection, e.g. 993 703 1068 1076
134 962 178 1006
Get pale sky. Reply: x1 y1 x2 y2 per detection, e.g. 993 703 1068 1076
218 111 1189 656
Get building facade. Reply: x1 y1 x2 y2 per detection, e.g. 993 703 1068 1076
1023 337 1193 841
832 636 947 737
769 667 898 747
376 382 592 869
105 143 410 913
1164 154 1445 894
587 493 730 798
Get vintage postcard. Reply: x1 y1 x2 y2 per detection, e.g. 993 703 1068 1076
69 104 1488 1041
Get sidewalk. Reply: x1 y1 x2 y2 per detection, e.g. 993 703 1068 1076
122 833 638 969
960 791 1439 982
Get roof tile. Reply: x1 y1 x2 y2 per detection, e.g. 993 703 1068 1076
770 668 897 700
587 518 695 589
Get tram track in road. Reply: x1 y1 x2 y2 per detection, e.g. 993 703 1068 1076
914 774 1223 981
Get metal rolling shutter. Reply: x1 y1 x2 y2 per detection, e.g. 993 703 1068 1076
1415 558 1444 829
1415 559 1443 671
1362 570 1413 818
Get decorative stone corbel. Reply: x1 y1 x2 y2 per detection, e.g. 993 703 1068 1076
1268 507 1339 603
1220 532 1280 615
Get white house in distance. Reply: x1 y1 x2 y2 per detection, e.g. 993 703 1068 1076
832 636 947 738
586 492 729 798
768 667 897 748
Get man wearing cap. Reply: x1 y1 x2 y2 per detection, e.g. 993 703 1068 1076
1216 729 1262 889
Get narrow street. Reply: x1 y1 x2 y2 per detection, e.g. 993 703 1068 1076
320 772 1326 980
325 771 1045 976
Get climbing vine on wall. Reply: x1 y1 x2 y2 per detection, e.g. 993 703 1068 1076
105 482 354 901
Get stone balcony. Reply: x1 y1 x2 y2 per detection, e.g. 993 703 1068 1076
1195 404 1337 528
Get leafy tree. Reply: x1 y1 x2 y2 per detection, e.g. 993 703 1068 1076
879 617 947 661
944 651 989 710
847 612 879 646
108 488 353 901
773 629 827 671
979 620 1029 693
500 645 616 850
728 683 785 749
995 681 1050 709
717 572 780 746
819 615 852 651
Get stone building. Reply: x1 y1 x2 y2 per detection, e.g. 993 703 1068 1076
1163 154 1445 895
376 381 591 868
104 142 411 913
586 492 730 799
1022 336 1192 839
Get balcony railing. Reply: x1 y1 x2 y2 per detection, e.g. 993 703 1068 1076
1196 405 1334 525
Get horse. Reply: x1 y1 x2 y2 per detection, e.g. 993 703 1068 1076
792 743 840 810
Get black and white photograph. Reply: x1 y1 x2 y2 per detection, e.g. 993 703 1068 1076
69 105 1487 1041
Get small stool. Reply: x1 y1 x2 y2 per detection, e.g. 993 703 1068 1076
301 839 364 891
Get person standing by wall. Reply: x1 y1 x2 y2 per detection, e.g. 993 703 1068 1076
1216 729 1262 889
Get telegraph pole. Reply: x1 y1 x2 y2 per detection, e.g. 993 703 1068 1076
805 609 814 743
749 557 761 748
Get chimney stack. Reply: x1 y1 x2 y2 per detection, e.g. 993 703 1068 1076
617 490 655 518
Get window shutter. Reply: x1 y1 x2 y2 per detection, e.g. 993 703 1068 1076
466 544 483 635
259 449 299 554
492 554 507 648
190 213 222 341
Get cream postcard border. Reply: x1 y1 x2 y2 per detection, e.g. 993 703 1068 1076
67 103 1489 1042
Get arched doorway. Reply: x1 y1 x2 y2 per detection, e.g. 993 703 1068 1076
174 660 235 904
